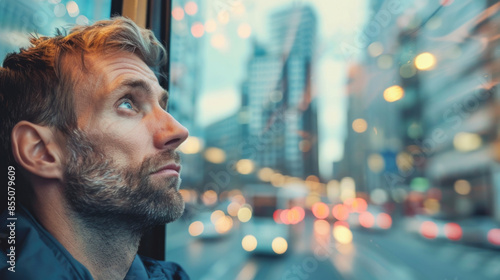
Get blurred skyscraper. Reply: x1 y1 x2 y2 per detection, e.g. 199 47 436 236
339 0 500 222
201 4 320 190
242 4 319 180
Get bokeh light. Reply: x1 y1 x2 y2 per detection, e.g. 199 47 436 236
314 220 331 235
333 225 353 244
487 229 500 246
414 52 436 70
290 206 305 223
76 15 89 25
191 22 205 38
189 221 204 237
334 221 349 229
340 177 356 202
280 209 290 224
204 147 226 163
237 206 252 222
444 223 462 241
232 2 246 15
420 221 439 239
54 3 66 17
231 193 246 205
299 140 312 152
383 85 404 102
359 211 375 228
227 202 241 217
332 204 350 221
407 123 423 139
202 190 218 206
205 19 217 33
352 118 368 133
423 198 440 215
184 1 198 16
211 34 228 50
273 209 283 224
172 7 184 21
367 153 385 173
272 237 288 254
237 23 252 39
210 210 225 224
370 188 388 205
368 41 383 57
312 202 330 219
377 213 392 229
396 152 414 171
179 189 195 204
180 136 202 154
242 235 257 252
218 11 230 24
271 173 286 187
66 1 79 17
454 180 471 195
236 159 255 174
351 198 368 213
258 167 274 182
214 216 233 234
453 132 482 152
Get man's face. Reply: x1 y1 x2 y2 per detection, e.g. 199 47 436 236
63 51 189 228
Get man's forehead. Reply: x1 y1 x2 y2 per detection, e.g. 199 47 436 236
85 52 163 96
91 52 158 81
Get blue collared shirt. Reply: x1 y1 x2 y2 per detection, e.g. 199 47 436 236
0 205 189 280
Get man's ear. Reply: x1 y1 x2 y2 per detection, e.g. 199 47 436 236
11 121 65 180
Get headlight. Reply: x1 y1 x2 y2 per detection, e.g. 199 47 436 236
272 237 288 254
242 235 258 251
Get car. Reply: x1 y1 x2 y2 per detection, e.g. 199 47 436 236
188 210 234 239
347 204 393 231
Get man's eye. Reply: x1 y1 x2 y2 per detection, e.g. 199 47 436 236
118 100 134 110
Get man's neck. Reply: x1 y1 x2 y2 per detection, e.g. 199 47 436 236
33 189 142 280
75 217 142 280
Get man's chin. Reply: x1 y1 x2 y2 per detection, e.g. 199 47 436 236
150 176 181 191
162 199 185 224
138 189 185 226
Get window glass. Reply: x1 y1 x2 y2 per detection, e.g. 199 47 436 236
171 0 499 279
0 0 111 60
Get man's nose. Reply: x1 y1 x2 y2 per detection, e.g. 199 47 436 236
153 111 189 150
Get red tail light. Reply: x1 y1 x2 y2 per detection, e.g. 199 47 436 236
444 223 462 241
377 213 392 229
359 211 375 228
420 221 438 239
487 229 500 246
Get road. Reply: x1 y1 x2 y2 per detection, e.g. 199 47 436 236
165 215 500 280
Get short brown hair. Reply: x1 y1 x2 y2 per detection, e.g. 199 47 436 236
0 16 167 168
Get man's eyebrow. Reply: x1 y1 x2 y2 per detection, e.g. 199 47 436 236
114 78 168 106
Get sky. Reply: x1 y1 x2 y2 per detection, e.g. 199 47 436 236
196 0 369 179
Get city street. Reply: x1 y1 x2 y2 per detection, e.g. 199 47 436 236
166 215 500 280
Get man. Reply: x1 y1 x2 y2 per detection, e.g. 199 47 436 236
0 17 190 279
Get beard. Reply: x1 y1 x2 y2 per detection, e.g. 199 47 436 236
62 129 185 232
